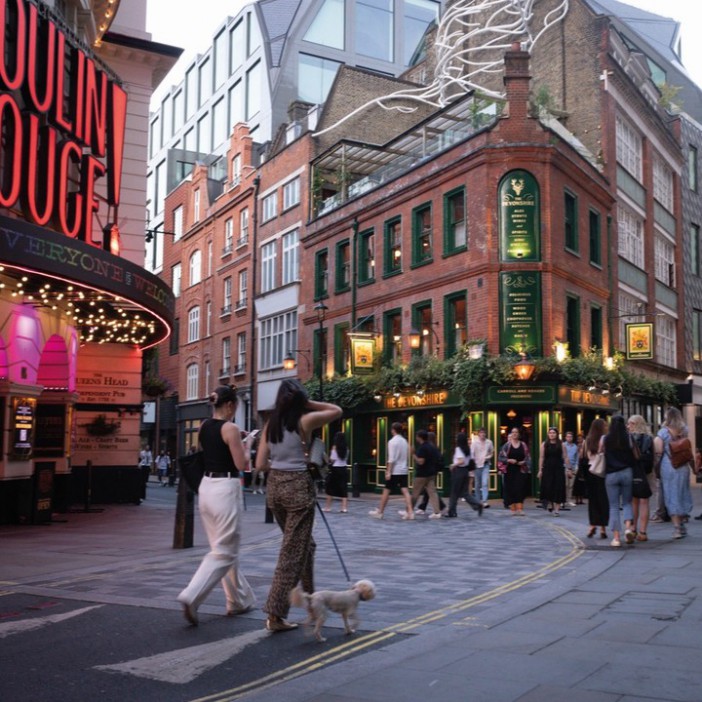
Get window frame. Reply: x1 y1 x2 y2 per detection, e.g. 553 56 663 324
382 308 402 366
357 228 375 286
443 186 467 255
565 295 580 358
187 305 200 343
283 177 301 210
335 239 351 293
281 229 299 285
564 189 578 253
588 208 601 266
411 202 433 267
261 240 277 293
383 216 402 277
315 248 329 300
262 192 278 222
444 291 467 358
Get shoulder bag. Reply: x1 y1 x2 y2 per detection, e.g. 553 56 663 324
588 451 605 477
300 425 329 481
178 450 205 493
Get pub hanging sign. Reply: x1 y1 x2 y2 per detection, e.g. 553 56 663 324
625 323 654 360
350 335 375 374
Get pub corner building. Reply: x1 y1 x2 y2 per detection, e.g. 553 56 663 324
0 0 180 524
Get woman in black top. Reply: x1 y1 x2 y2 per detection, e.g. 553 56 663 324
602 415 636 547
177 385 255 625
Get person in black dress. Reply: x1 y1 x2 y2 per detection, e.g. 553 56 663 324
498 427 531 516
583 418 609 539
537 427 567 516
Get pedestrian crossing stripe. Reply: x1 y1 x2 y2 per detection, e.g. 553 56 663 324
94 629 270 684
0 605 102 639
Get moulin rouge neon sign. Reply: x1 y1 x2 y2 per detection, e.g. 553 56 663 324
0 0 127 246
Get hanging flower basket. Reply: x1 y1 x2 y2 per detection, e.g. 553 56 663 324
84 414 121 437
142 375 170 397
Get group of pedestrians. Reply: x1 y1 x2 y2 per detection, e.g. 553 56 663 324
369 425 493 520
573 408 698 546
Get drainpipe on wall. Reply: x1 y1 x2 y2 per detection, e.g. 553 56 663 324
606 214 614 358
351 217 359 328
249 174 261 430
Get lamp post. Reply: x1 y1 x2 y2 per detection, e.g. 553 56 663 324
409 323 440 356
314 302 328 400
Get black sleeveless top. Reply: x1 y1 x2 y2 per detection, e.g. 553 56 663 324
199 419 238 475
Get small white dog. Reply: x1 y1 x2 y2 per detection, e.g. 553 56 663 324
289 579 376 642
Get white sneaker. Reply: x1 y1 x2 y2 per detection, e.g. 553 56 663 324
414 508 425 515
567 502 577 507
368 509 384 519
428 513 442 519
398 510 407 517
401 512 415 520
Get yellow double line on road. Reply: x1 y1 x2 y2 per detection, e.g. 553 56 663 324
192 524 584 702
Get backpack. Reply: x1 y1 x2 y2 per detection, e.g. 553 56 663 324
668 435 693 468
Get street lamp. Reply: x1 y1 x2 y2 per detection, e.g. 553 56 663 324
513 351 535 381
408 323 440 355
314 302 328 400
283 349 311 371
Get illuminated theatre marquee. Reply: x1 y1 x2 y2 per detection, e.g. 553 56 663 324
0 0 127 244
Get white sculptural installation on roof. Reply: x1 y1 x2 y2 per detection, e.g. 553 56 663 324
314 0 569 136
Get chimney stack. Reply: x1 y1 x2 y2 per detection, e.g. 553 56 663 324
503 42 531 122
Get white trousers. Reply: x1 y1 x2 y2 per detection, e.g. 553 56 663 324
177 476 256 612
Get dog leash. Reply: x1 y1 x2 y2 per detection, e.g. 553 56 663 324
315 500 352 584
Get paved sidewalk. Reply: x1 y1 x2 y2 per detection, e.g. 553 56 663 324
2 481 702 701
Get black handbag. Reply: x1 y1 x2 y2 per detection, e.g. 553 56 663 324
178 450 205 493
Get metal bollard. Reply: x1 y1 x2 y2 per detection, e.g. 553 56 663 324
352 462 360 498
173 478 195 548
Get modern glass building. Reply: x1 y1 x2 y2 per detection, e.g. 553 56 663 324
146 0 442 272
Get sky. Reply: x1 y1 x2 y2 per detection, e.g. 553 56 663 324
145 0 702 97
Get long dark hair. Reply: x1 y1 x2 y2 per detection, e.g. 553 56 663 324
267 379 309 443
604 415 629 450
456 432 470 455
333 431 347 460
585 418 607 454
